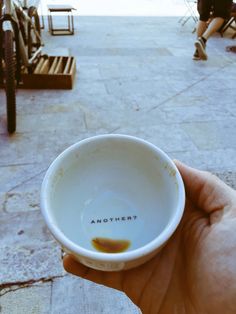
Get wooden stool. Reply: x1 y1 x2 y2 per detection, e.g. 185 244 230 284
47 5 75 35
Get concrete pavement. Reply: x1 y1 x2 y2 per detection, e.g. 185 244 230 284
1 15 236 313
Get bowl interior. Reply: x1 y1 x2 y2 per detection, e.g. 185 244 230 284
47 137 181 253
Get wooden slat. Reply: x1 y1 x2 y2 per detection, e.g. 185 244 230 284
68 58 76 74
63 57 72 74
34 57 45 74
39 59 50 74
54 57 63 74
48 57 58 74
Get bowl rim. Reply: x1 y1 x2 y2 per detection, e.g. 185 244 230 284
40 134 185 263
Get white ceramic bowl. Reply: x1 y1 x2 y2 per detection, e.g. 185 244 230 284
41 134 185 271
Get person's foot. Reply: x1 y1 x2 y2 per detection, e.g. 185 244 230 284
192 49 200 60
194 37 208 60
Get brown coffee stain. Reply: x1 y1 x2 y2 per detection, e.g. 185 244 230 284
92 237 130 253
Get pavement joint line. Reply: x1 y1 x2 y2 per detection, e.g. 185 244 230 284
108 127 121 134
147 61 233 112
3 194 9 213
0 162 41 168
2 192 39 213
4 168 47 195
0 275 65 297
82 109 89 130
147 79 208 112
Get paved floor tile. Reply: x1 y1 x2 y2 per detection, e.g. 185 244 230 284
0 282 52 314
51 275 140 314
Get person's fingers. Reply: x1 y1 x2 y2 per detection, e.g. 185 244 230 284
174 160 236 214
63 255 123 290
63 254 90 277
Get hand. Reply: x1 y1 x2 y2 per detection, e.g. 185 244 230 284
63 161 236 314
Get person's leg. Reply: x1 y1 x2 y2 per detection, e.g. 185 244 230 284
202 17 224 39
193 0 211 60
197 20 208 37
198 0 230 41
203 0 233 40
194 0 233 60
192 20 208 60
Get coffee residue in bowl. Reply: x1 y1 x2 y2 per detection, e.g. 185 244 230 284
92 237 130 253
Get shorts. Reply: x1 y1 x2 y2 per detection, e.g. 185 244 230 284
197 0 233 21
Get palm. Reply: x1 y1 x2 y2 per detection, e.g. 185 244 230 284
64 162 236 314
